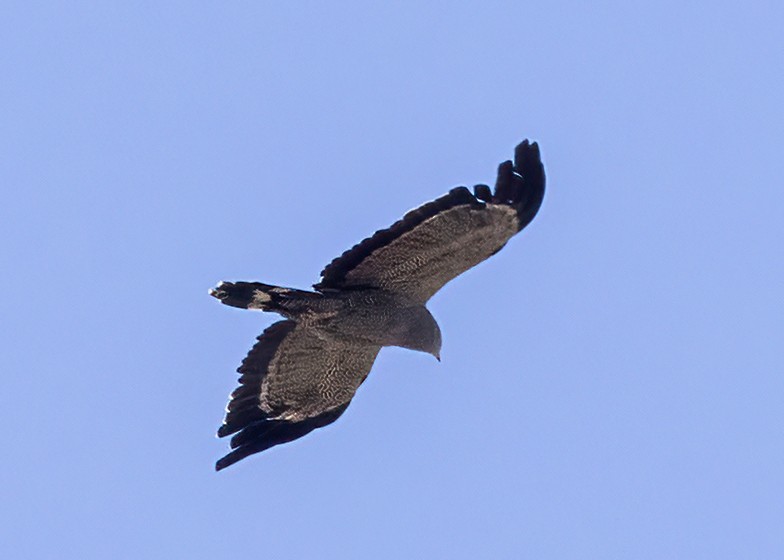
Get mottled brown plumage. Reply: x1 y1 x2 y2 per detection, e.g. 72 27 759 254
210 139 545 470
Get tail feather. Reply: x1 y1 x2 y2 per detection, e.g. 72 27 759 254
209 281 318 311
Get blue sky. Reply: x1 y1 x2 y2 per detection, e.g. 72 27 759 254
2 1 783 558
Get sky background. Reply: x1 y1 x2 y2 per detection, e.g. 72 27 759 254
2 2 783 558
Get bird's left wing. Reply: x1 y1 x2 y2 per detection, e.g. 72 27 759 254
314 140 545 304
216 320 380 470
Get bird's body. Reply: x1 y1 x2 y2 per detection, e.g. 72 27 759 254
210 140 545 470
214 281 440 354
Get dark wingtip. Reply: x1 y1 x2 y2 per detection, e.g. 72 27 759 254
216 424 232 438
492 139 545 231
214 403 351 470
493 160 516 202
512 139 545 231
474 184 492 202
215 451 243 471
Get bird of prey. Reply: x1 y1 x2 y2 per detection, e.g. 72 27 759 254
210 139 545 470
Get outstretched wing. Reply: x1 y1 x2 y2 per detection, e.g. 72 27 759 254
216 320 380 470
314 140 545 303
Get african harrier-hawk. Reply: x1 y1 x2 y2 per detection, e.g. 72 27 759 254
210 140 545 470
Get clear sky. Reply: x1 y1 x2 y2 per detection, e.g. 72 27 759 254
2 2 783 558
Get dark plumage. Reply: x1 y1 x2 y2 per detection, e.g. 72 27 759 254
210 139 546 470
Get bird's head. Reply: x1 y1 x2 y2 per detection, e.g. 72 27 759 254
401 306 442 362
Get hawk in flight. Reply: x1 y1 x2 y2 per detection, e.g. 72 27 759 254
210 140 545 470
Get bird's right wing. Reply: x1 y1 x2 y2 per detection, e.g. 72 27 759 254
216 320 380 470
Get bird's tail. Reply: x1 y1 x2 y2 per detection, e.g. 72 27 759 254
209 281 320 312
